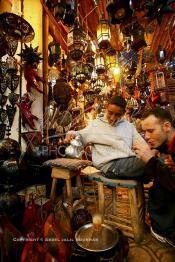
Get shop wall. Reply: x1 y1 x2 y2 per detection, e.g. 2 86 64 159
10 0 43 145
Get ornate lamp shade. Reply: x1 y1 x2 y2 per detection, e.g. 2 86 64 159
67 21 87 61
84 40 95 65
91 70 98 83
131 23 147 51
48 41 61 67
92 79 106 93
106 47 118 72
106 0 133 24
95 52 106 75
97 18 111 50
71 62 90 84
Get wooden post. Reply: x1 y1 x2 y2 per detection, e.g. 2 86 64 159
42 9 49 143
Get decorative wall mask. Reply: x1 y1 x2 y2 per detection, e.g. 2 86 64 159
6 74 19 92
0 108 7 123
0 94 8 107
0 123 6 140
8 92 19 106
6 105 16 127
0 77 8 94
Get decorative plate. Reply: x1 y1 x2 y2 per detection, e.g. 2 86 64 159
0 12 35 43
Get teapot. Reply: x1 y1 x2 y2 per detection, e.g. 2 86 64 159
65 136 83 159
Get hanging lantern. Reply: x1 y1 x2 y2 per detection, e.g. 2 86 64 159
91 79 106 93
71 62 90 84
84 40 95 65
106 0 133 24
48 41 61 67
106 47 118 72
156 46 166 64
95 52 106 75
97 18 111 50
91 70 98 83
131 22 147 51
67 19 87 61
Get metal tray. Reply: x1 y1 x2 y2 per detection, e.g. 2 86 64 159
75 223 119 252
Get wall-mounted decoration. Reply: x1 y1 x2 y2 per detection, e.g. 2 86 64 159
0 12 35 43
0 94 8 107
0 108 7 123
17 93 38 130
0 123 6 140
18 44 44 93
6 105 16 128
0 76 8 94
8 92 19 107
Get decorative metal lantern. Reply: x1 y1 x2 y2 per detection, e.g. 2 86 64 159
91 70 98 83
53 0 76 27
95 52 106 75
157 45 166 64
131 22 147 51
48 41 61 67
106 47 118 72
71 62 90 84
97 18 111 50
84 40 95 65
106 0 133 24
67 19 87 61
92 79 106 93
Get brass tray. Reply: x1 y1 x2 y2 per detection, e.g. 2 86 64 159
75 223 119 252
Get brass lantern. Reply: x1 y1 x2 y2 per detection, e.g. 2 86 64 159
84 39 95 65
97 18 111 50
67 19 87 61
95 52 106 75
71 61 89 84
106 47 118 72
91 79 105 93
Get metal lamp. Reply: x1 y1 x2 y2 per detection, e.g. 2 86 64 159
95 52 106 75
106 47 118 72
67 19 87 61
97 18 111 50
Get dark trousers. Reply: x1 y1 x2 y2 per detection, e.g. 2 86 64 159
102 156 145 180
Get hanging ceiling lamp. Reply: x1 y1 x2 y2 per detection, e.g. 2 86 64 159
84 39 95 65
91 79 106 93
106 47 118 72
71 61 90 84
106 0 133 24
97 17 111 49
95 52 106 75
131 22 147 51
48 41 61 67
67 18 87 61
91 70 98 83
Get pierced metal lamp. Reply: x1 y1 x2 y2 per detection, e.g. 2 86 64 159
97 17 111 50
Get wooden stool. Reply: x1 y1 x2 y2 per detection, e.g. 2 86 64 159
43 158 92 216
81 166 145 243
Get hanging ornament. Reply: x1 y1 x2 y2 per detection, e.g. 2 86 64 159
67 18 87 61
48 41 61 67
156 45 166 64
145 0 175 24
106 0 133 24
18 44 44 93
97 17 111 49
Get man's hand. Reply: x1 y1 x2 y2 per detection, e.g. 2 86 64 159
133 140 156 163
